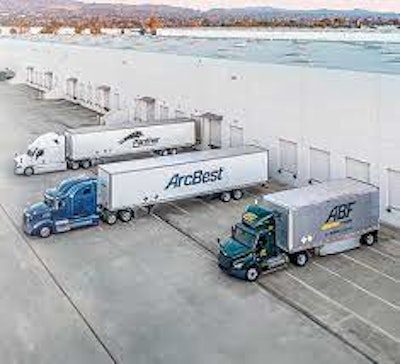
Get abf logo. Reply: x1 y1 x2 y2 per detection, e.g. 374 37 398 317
321 202 356 231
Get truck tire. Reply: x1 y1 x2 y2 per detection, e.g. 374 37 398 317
105 213 117 225
161 150 169 157
80 160 91 169
220 191 232 203
39 226 51 238
246 267 260 282
170 148 178 155
118 210 132 223
70 161 80 170
361 231 377 246
292 252 309 267
232 189 243 200
24 167 34 176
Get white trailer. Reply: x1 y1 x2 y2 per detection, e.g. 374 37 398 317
14 118 197 176
97 146 269 224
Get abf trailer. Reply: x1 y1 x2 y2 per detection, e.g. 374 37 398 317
23 146 269 238
218 179 379 281
14 118 196 176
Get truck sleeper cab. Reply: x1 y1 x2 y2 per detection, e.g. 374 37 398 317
23 176 100 238
219 179 379 281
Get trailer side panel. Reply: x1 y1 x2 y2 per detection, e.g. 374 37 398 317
101 148 268 211
290 189 379 253
66 121 196 161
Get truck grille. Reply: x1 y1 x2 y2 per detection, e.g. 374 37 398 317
218 253 232 270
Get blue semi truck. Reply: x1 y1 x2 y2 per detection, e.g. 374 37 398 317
23 147 269 238
218 179 379 281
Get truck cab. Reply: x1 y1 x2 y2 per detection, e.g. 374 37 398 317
14 133 67 176
218 205 289 281
23 176 99 238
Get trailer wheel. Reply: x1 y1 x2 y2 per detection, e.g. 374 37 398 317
105 213 117 225
246 267 260 282
70 161 80 170
220 192 232 203
232 189 243 200
170 148 178 155
118 210 132 223
292 252 308 267
24 167 34 176
80 160 91 169
361 231 377 246
161 150 169 157
39 226 51 238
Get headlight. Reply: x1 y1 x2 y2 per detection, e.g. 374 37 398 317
233 260 245 269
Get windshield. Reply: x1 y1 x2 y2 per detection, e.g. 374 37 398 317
44 195 55 208
27 148 36 157
233 226 256 248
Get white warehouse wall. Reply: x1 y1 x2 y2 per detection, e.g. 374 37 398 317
1 39 399 227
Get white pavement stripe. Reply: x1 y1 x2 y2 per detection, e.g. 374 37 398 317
366 246 399 263
167 202 191 216
284 271 400 344
341 253 400 284
312 262 400 312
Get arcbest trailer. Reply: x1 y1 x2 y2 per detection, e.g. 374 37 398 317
14 118 197 176
23 146 269 238
218 179 379 281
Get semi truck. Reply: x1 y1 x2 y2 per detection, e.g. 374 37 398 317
23 146 269 238
14 118 196 176
218 179 379 282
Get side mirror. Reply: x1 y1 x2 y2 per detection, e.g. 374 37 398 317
217 238 221 244
231 225 236 236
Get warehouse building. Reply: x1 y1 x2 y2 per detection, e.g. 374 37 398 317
1 37 400 227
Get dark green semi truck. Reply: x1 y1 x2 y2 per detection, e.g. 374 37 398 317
218 179 380 281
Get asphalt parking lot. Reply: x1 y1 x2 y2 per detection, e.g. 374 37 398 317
0 83 397 363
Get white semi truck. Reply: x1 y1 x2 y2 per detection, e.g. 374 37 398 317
23 146 269 237
14 118 196 176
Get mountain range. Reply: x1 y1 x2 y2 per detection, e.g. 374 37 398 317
0 0 399 20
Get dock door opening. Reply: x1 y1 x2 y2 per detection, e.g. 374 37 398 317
199 113 222 149
346 157 370 183
278 139 298 178
388 169 400 212
309 147 330 183
229 125 244 147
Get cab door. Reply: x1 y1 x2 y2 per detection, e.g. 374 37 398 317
70 184 97 229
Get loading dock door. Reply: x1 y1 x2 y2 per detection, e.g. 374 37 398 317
209 119 222 148
230 125 244 147
279 139 298 176
346 157 370 183
66 78 78 100
160 104 169 120
388 169 400 212
310 147 330 183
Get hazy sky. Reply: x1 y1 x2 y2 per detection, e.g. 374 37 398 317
83 1 400 12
